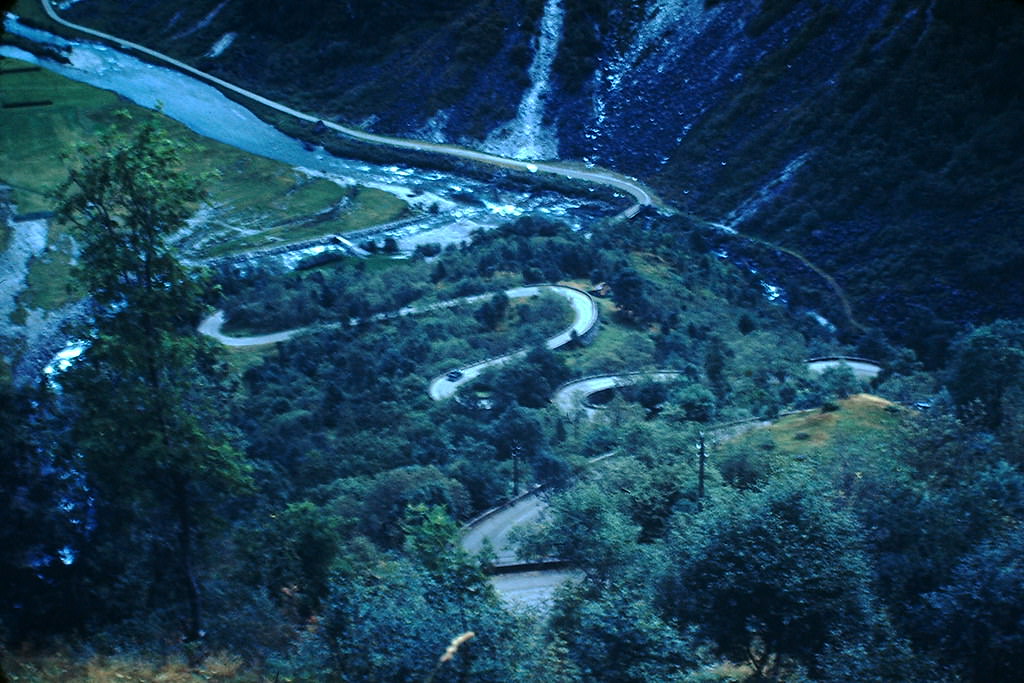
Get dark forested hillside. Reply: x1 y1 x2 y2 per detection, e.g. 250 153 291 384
3 95 1024 678
64 0 548 140
59 0 1024 364
654 0 1024 363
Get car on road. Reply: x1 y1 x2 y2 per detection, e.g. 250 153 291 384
446 370 463 382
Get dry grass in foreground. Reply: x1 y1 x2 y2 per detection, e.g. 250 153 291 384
2 650 261 683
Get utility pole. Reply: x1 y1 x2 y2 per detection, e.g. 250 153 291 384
697 431 707 512
512 444 521 496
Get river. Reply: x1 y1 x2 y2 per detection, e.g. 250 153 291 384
2 15 616 250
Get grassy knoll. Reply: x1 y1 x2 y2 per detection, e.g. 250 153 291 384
0 57 407 310
17 234 84 311
563 317 648 375
766 393 901 453
221 343 278 380
722 393 904 464
555 279 657 376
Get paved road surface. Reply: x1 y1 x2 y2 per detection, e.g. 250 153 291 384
199 284 596 399
806 357 882 380
461 493 549 566
461 493 580 610
428 285 598 400
489 570 580 610
552 371 685 418
196 310 305 347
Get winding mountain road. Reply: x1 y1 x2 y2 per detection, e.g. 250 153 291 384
552 370 685 418
427 285 598 400
196 310 306 347
34 2 887 611
200 296 881 610
38 0 657 218
199 284 598 402
461 491 550 566
552 358 882 417
199 284 596 608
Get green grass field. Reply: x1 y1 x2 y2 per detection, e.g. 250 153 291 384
710 394 907 491
727 393 904 462
197 185 408 258
0 57 409 311
221 343 278 379
7 1 57 30
18 233 85 310
553 279 658 376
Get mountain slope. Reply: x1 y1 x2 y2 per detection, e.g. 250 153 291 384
59 0 1024 363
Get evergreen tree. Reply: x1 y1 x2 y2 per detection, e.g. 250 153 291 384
55 115 251 643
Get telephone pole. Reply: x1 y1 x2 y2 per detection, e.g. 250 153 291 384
697 431 707 512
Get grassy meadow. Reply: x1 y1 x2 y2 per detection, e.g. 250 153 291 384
720 393 905 468
0 57 408 312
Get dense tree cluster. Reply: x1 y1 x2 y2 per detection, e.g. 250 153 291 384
4 116 1024 681
515 388 1024 680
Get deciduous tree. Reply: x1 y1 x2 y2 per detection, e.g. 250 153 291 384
660 480 894 679
948 319 1024 429
923 524 1024 681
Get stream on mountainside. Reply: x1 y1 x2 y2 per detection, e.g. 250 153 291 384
483 0 564 160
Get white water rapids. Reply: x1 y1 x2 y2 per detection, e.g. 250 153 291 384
1 15 606 250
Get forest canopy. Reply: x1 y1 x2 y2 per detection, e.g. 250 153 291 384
2 116 1022 681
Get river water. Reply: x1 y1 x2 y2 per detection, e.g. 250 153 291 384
2 15 624 380
2 16 614 249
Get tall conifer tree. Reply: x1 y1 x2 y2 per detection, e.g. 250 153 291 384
56 114 251 643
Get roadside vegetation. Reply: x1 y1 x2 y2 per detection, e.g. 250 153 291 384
3 29 1024 683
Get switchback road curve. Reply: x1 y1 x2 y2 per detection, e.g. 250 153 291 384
198 284 598 402
805 356 882 381
34 4 883 609
199 284 596 609
552 358 883 417
552 370 686 418
427 285 598 400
